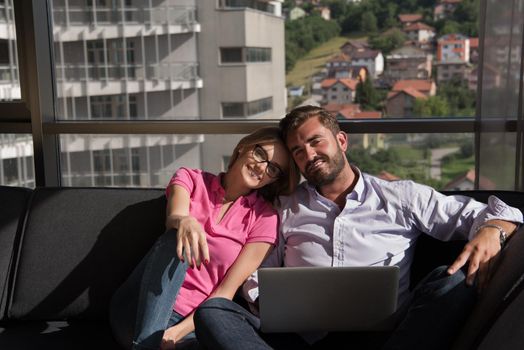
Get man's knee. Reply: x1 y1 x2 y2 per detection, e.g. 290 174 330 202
194 297 235 325
199 297 236 311
415 265 471 299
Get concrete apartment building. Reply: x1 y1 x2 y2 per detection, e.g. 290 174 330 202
0 0 286 187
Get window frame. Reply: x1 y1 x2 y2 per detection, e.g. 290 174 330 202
0 0 522 189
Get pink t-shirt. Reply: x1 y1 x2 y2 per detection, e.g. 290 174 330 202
166 167 279 316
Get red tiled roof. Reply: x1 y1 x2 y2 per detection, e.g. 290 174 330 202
443 169 496 190
387 87 428 100
323 103 360 116
438 33 468 42
404 22 435 32
321 78 358 90
398 14 423 23
392 79 433 93
469 37 479 48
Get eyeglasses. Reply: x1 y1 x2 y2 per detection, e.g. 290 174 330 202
252 144 284 179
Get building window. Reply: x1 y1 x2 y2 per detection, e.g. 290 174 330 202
220 47 271 63
87 39 136 80
247 97 272 115
222 97 272 117
222 102 245 117
220 0 274 14
246 48 271 62
220 48 243 63
90 94 137 119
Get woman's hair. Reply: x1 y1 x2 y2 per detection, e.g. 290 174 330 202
227 126 300 206
279 105 340 142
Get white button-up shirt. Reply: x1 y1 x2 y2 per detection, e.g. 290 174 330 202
244 168 523 306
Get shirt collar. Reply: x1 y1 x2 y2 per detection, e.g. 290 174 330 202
348 166 365 202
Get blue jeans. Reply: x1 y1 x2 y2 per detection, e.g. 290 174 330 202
109 229 192 350
194 266 477 350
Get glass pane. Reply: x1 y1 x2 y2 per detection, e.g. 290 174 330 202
348 133 475 191
477 0 523 189
58 133 474 190
51 0 286 120
59 134 243 187
0 0 20 101
0 134 35 187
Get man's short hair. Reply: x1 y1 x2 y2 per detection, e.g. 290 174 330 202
279 105 341 142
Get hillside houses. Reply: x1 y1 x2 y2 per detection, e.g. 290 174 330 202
385 44 433 82
321 78 359 105
398 13 423 27
337 40 384 78
386 80 436 117
293 4 480 121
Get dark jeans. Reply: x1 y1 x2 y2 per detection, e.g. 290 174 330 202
194 266 477 350
109 229 191 350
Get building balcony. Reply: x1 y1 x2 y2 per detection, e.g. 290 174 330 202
55 62 203 97
52 6 200 41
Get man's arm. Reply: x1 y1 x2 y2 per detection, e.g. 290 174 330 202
448 219 519 292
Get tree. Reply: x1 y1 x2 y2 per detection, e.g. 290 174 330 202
284 16 341 72
437 78 476 116
355 77 379 110
440 20 461 35
414 96 450 117
361 11 378 33
369 28 407 55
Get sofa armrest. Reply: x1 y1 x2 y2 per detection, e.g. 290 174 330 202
452 225 524 349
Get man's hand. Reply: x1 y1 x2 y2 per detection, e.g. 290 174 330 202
447 220 517 292
173 215 210 269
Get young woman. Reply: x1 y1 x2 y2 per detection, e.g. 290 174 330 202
110 127 300 350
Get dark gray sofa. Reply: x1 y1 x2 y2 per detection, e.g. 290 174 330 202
0 186 523 349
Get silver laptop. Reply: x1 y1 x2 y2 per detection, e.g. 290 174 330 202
258 266 399 333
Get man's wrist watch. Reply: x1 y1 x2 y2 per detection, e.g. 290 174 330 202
476 224 508 247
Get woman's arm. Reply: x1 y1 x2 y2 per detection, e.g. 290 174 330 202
210 242 274 300
161 242 273 347
165 184 209 268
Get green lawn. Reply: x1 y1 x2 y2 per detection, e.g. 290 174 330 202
440 156 475 184
286 36 359 88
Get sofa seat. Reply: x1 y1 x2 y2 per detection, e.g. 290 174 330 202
0 186 523 349
0 320 118 350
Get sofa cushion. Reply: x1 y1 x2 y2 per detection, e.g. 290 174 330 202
0 320 119 350
8 187 166 321
0 186 31 321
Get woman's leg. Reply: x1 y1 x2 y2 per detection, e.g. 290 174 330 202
109 229 188 350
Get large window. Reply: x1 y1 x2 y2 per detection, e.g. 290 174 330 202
0 0 523 191
220 47 271 63
222 97 273 118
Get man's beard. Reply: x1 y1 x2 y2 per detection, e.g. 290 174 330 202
304 148 346 187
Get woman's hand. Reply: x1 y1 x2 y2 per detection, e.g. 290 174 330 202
160 313 196 350
175 215 210 268
166 184 209 268
160 324 184 350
